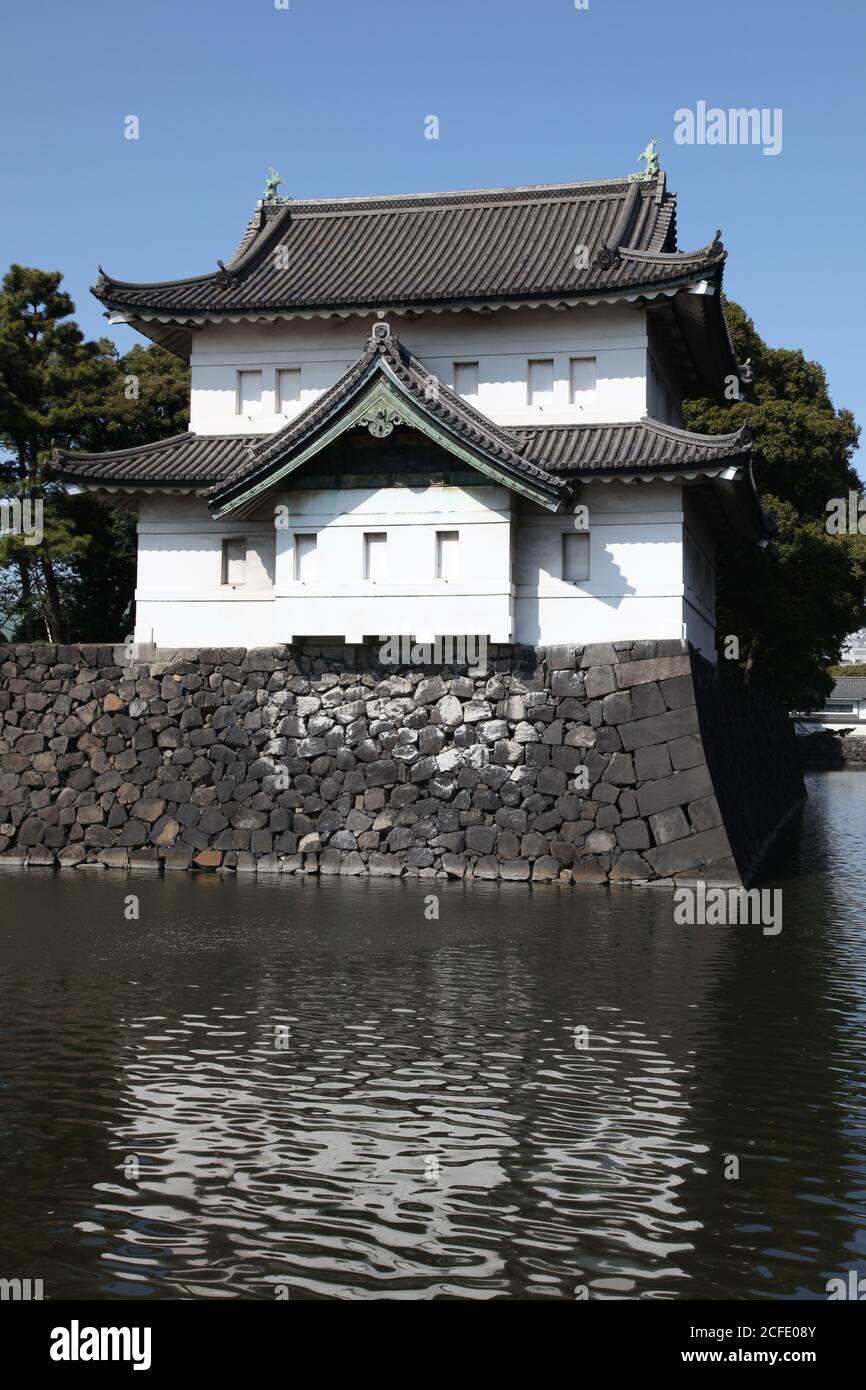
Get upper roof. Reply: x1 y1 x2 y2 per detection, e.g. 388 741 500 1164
93 172 730 320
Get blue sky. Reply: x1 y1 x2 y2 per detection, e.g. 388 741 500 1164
1 0 863 474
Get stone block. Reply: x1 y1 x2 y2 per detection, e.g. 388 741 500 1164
634 743 672 781
583 666 616 699
499 858 530 880
618 706 699 752
642 827 732 876
532 856 560 881
615 819 650 850
687 795 723 831
605 752 636 785
579 643 617 667
614 655 691 688
635 765 713 817
609 851 651 881
550 669 584 698
668 734 705 770
649 807 691 845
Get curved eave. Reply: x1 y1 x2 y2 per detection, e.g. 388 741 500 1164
577 457 767 543
98 263 723 338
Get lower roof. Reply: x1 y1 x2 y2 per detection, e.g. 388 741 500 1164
51 416 752 489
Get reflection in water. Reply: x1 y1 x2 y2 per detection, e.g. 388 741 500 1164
1 771 865 1300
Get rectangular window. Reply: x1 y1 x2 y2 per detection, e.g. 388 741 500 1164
436 530 459 580
562 531 590 583
276 368 301 412
528 357 555 407
222 538 247 586
453 361 479 400
237 370 262 416
569 356 597 403
363 531 387 581
294 532 316 581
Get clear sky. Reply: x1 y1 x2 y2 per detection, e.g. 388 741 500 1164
1 0 863 474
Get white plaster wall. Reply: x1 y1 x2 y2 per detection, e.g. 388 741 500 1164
273 483 513 643
189 303 650 436
514 481 686 645
131 480 714 653
134 495 277 647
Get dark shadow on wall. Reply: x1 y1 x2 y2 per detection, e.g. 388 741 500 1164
691 653 806 885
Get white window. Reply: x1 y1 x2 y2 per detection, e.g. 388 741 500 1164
436 530 459 580
363 531 387 581
569 356 596 403
222 538 247 586
453 361 479 400
294 533 317 581
237 370 262 416
562 532 590 583
528 358 555 408
276 368 301 412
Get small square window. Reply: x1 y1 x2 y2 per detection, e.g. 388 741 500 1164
277 368 301 412
436 530 459 580
294 533 316 581
569 356 596 403
222 538 247 586
363 532 387 581
562 531 590 583
453 361 479 400
237 370 262 415
528 358 555 407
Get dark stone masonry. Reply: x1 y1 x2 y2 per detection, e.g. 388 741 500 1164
0 640 804 886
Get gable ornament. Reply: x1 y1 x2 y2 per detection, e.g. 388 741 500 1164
360 406 402 438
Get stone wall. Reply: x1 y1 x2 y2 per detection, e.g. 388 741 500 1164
841 735 866 766
0 640 802 885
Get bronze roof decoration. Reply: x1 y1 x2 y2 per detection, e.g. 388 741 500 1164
263 166 293 206
628 138 661 183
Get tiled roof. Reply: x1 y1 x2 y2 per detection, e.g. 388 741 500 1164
50 417 751 490
830 677 866 699
92 174 728 317
50 433 252 486
514 419 752 475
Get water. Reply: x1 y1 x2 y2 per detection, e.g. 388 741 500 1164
1 771 865 1301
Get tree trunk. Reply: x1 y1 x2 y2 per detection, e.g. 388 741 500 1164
40 554 62 643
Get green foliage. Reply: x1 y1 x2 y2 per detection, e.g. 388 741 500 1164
0 265 189 641
829 664 866 677
683 299 864 708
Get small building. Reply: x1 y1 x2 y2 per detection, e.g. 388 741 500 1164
808 677 866 736
840 627 866 665
52 161 767 654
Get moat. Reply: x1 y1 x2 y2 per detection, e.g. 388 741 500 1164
0 771 864 1301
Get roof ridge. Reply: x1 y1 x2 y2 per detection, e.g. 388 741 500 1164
278 174 657 207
